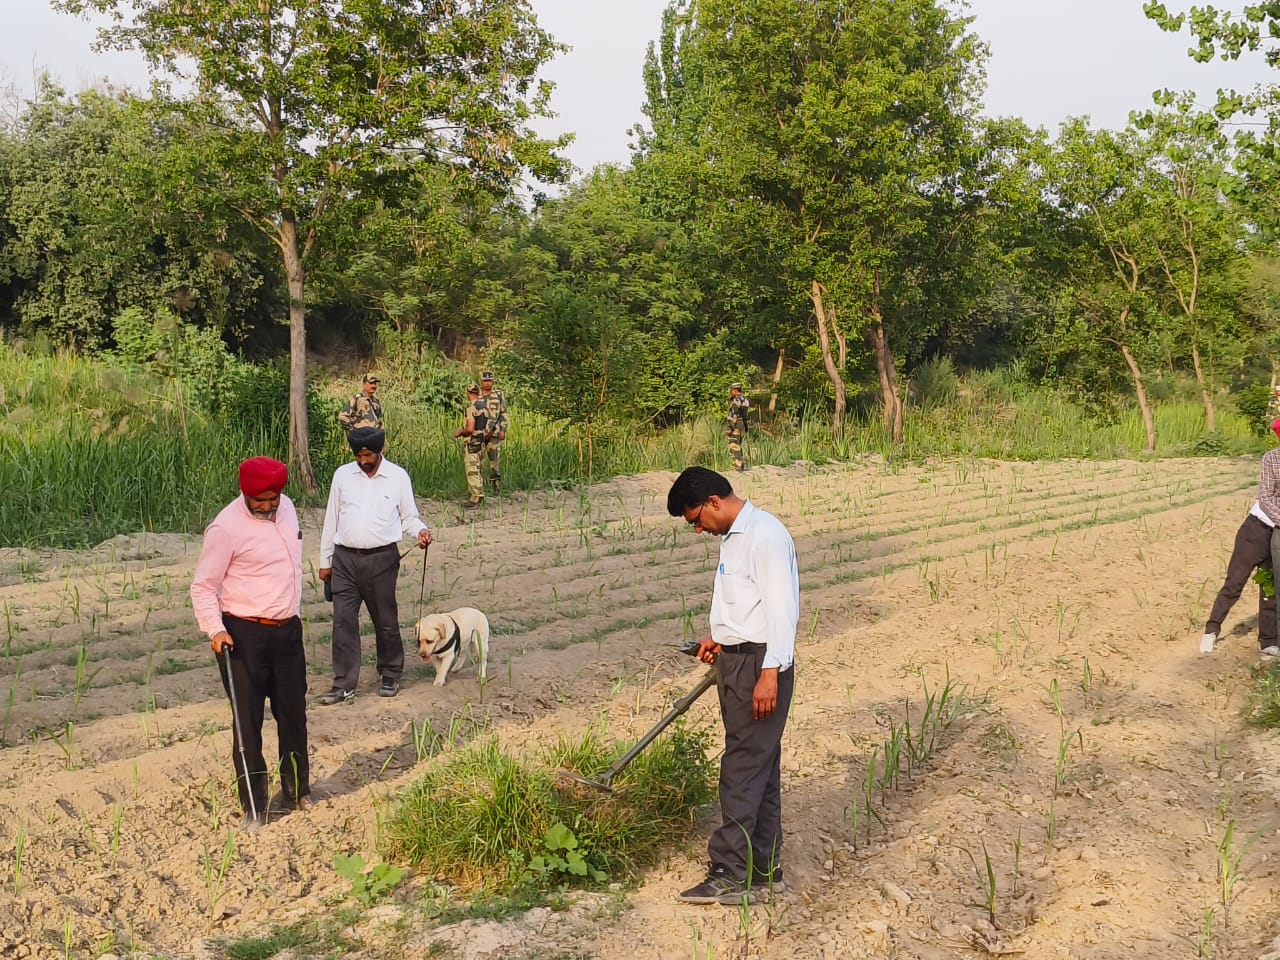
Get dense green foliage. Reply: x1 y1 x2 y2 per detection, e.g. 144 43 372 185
1 0 1279 544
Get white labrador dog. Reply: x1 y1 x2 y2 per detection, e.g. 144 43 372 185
414 607 490 686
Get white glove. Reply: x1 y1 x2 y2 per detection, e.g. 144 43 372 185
1198 632 1217 655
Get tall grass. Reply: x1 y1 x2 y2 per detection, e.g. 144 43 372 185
0 343 1266 547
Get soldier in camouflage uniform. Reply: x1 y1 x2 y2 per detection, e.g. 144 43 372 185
479 371 509 491
453 384 489 510
726 382 749 472
338 375 384 435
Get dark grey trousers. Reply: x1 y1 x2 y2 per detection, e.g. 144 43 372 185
1206 514 1277 647
707 645 793 883
218 615 309 814
330 544 403 691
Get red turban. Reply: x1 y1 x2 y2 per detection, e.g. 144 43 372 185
1273 418 1280 441
239 457 288 497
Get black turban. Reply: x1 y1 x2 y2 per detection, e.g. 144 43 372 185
348 426 386 455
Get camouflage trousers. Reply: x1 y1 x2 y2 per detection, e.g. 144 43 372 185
464 444 485 504
486 440 502 482
727 428 745 471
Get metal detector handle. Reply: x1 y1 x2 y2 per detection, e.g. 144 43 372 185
599 668 716 790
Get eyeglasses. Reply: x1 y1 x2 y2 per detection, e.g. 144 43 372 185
687 503 706 531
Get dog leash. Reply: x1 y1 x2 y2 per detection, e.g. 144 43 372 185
418 541 430 622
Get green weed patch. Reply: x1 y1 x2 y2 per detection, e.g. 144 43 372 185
1245 662 1280 728
381 723 715 893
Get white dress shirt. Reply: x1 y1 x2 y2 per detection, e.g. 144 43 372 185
710 500 799 670
319 458 429 567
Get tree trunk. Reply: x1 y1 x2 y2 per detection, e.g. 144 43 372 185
279 215 317 493
809 280 847 439
769 347 784 413
867 315 904 444
1190 341 1216 433
1119 343 1156 453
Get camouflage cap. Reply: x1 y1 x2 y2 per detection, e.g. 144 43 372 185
466 383 480 394
363 373 380 384
730 382 743 390
480 370 495 381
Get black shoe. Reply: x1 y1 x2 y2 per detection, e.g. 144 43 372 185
677 868 768 905
318 688 355 706
751 869 785 894
379 677 400 698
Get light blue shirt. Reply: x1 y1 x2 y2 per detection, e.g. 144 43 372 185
710 501 799 670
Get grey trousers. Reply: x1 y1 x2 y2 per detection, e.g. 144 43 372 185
708 645 793 883
330 544 403 691
1205 514 1276 648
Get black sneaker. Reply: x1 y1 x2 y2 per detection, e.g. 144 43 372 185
751 869 785 894
678 869 768 905
378 677 400 698
318 688 355 706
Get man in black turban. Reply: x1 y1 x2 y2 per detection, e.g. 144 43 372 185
347 426 386 458
318 425 431 703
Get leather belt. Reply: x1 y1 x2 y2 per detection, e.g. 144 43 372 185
336 543 397 555
718 642 766 654
226 613 296 627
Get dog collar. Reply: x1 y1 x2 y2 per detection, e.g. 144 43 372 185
436 616 461 657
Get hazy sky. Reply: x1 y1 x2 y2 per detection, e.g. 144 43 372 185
4 0 1275 177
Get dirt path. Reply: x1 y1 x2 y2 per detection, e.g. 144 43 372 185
1 458 1278 959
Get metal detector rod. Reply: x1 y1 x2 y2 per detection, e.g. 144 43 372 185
595 669 716 791
220 648 259 823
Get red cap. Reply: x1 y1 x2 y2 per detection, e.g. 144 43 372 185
239 457 288 497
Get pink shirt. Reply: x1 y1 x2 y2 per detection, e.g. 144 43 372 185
191 494 303 638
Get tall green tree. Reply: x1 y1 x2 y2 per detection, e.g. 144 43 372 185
1040 121 1169 452
634 0 988 441
0 83 272 347
56 0 569 490
1135 92 1248 431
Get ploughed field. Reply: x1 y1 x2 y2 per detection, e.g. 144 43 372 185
0 457 1277 959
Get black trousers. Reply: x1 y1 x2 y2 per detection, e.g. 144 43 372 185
331 544 403 691
217 615 309 814
708 645 793 882
1205 514 1277 647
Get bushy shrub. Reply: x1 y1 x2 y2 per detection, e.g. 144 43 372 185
909 356 958 410
1234 383 1273 436
381 722 715 893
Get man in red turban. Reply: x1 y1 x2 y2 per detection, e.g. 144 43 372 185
239 456 289 498
191 457 310 832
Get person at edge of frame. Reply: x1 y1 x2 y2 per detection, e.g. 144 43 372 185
1201 417 1280 658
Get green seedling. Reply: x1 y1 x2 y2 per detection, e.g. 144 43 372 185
12 822 26 892
1218 819 1265 918
966 841 997 926
202 829 236 922
334 853 405 907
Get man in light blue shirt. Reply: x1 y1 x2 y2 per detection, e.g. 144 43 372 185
667 466 798 905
